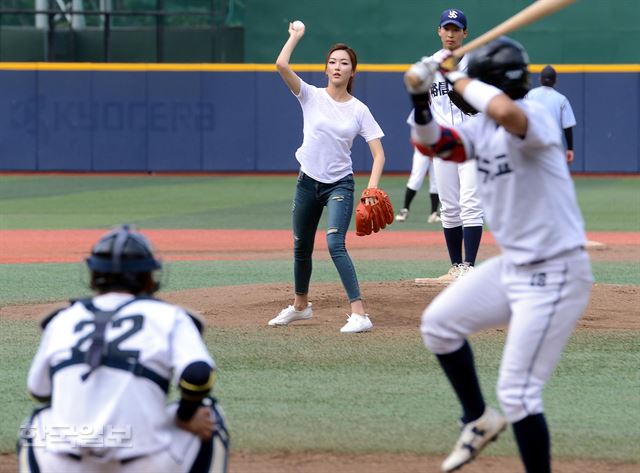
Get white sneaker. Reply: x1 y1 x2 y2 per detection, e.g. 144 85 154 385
395 208 409 222
437 264 461 282
428 211 441 223
268 303 313 326
340 314 373 333
456 263 475 280
441 407 507 472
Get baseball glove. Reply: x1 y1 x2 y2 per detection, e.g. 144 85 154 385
448 89 478 116
355 188 394 236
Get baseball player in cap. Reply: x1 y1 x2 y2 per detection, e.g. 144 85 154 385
405 37 593 472
18 225 229 473
410 8 484 281
527 65 577 162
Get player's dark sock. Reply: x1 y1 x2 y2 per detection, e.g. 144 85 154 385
429 193 440 214
436 340 485 424
443 226 463 265
403 188 417 210
462 225 483 265
513 413 551 473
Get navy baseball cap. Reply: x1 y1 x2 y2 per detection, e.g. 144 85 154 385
540 65 557 86
440 8 467 29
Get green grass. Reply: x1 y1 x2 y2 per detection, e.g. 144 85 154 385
2 320 638 461
1 175 638 231
0 260 637 306
1 174 638 463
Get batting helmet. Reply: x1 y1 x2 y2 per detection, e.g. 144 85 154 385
467 36 530 100
86 224 161 294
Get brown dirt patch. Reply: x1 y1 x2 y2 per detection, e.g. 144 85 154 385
1 448 637 473
1 229 637 264
4 281 638 332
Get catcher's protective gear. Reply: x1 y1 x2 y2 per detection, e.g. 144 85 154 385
355 188 394 236
448 89 478 116
86 224 162 294
467 36 530 100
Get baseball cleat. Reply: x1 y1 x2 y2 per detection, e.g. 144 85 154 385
438 264 461 282
456 263 475 280
268 303 313 326
340 313 373 333
395 208 409 222
427 211 441 223
441 407 507 472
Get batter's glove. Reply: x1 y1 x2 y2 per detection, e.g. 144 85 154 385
355 188 394 236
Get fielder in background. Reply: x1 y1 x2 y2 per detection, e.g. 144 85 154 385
268 21 387 333
526 65 577 163
417 8 485 281
405 37 593 472
18 225 229 473
395 113 441 224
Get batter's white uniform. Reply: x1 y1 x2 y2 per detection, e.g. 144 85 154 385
526 85 576 134
428 51 482 228
420 99 593 423
405 112 437 194
20 293 228 473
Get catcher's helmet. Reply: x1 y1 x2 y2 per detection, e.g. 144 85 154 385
86 224 161 294
467 36 530 100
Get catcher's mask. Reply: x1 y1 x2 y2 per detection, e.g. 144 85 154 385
467 36 530 100
86 224 162 295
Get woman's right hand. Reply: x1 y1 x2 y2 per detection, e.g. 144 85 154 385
288 22 305 39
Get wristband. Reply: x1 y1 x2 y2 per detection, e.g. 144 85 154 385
411 120 441 146
461 79 503 114
444 70 467 85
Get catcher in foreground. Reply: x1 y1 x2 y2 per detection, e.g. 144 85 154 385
355 187 395 236
19 225 229 473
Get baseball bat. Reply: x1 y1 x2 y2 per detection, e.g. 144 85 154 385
406 0 577 88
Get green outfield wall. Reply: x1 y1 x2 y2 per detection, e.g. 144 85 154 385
244 0 640 64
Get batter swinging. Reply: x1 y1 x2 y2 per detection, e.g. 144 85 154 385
405 37 593 472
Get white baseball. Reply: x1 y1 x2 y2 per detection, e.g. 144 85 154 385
292 20 305 31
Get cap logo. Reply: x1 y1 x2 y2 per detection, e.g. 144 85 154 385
448 10 458 19
505 69 524 80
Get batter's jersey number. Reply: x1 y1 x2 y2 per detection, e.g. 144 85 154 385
530 272 547 287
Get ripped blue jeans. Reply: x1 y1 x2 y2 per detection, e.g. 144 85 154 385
292 171 361 303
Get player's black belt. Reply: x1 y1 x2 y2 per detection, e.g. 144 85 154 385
66 452 146 464
523 245 585 266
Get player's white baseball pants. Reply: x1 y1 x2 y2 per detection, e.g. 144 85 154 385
18 403 229 473
421 249 593 423
406 148 437 194
433 157 482 228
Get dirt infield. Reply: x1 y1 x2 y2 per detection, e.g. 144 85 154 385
1 229 638 264
2 229 639 472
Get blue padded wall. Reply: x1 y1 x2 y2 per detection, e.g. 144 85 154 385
0 69 637 173
91 71 148 171
202 72 256 171
0 70 38 170
36 71 92 171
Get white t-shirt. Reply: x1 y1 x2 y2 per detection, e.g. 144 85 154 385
27 293 214 460
294 79 384 183
526 86 576 131
455 99 586 265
